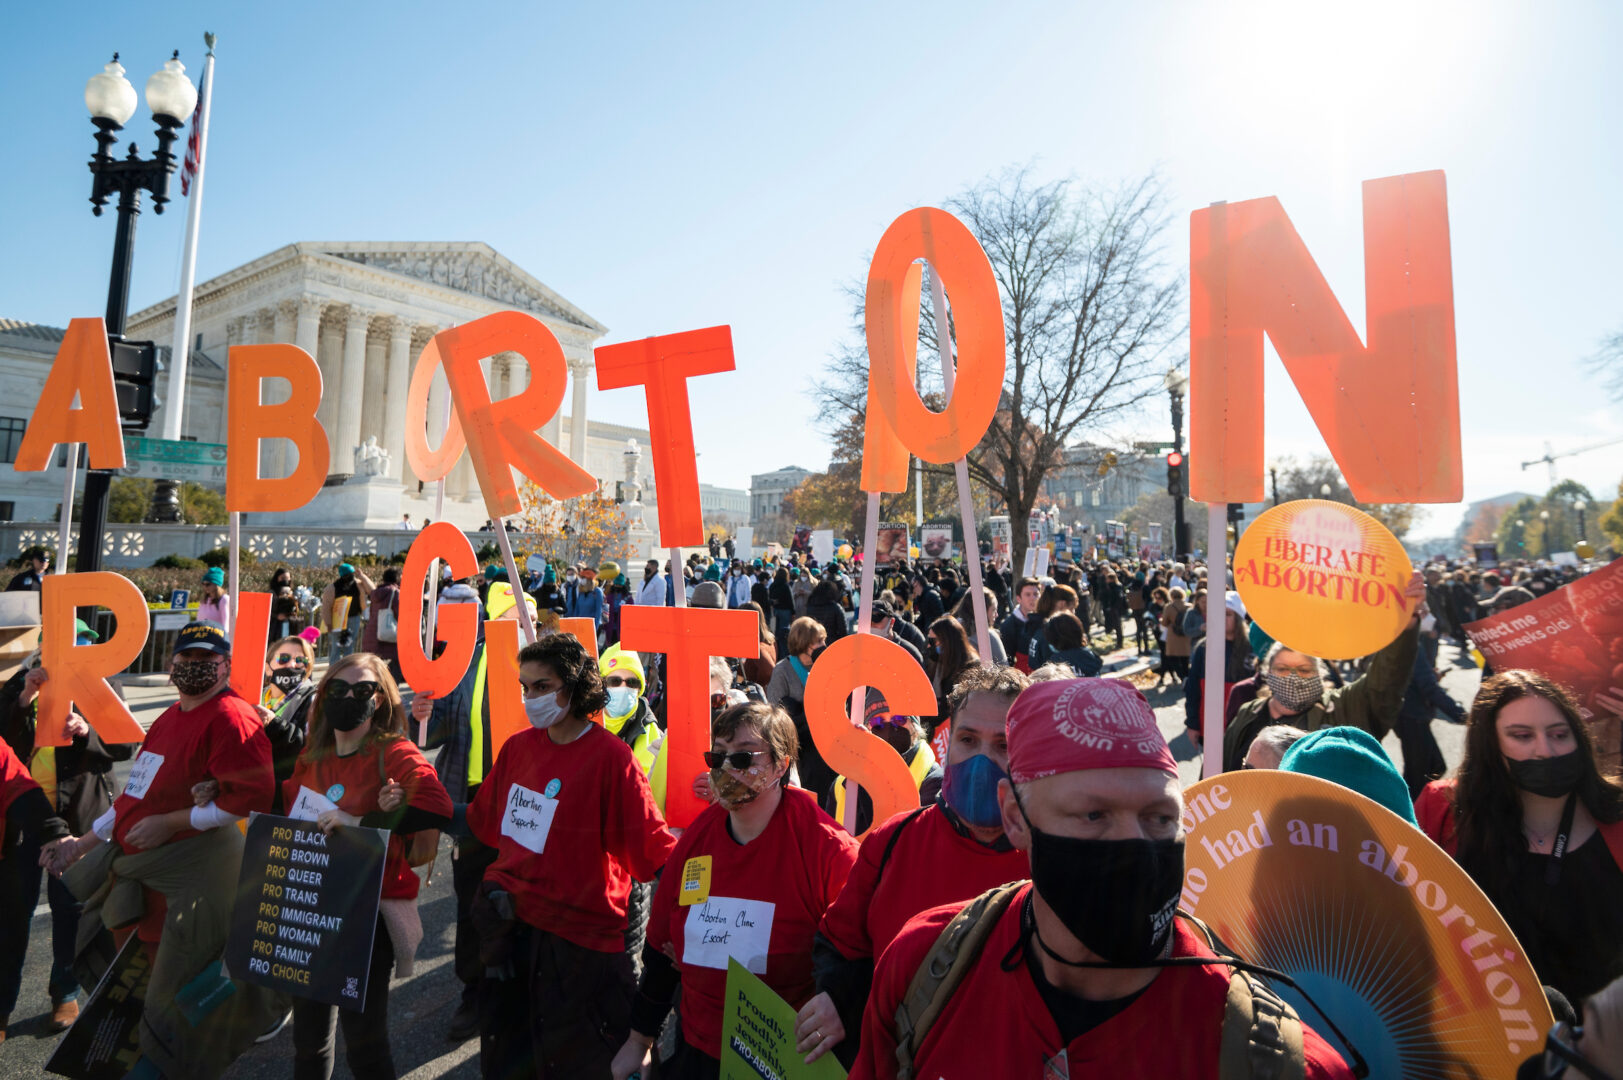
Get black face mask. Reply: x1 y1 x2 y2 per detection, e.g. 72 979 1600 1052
324 694 377 733
270 670 305 695
1508 751 1585 798
1013 786 1183 966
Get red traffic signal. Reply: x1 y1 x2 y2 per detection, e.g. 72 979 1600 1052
1166 451 1184 468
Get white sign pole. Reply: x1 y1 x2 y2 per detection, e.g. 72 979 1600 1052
1202 511 1226 779
56 443 80 572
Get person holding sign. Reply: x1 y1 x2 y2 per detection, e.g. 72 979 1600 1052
0 735 71 1046
1417 671 1623 1006
849 678 1353 1079
467 633 675 1079
48 620 283 1079
258 634 319 816
280 652 451 1080
1222 571 1425 774
612 701 858 1080
811 665 1032 1067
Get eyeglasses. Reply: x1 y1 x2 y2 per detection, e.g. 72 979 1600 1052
273 653 309 667
1540 1022 1618 1080
704 750 769 770
326 680 379 701
604 675 642 690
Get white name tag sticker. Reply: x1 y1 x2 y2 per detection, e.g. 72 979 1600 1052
683 895 776 974
122 752 164 800
501 783 558 855
288 786 339 822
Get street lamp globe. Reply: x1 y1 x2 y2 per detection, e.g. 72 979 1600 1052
144 54 197 124
1515 519 1525 528
1163 366 1189 395
1540 510 1550 521
1320 483 1333 496
1575 500 1587 512
85 55 137 127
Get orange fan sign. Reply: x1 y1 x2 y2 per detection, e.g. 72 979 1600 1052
1189 171 1460 504
1234 500 1412 661
1180 770 1550 1079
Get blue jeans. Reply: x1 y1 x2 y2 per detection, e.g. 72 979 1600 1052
328 614 362 665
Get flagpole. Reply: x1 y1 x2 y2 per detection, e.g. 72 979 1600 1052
161 32 216 446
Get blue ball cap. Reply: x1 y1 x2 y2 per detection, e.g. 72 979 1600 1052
173 620 231 657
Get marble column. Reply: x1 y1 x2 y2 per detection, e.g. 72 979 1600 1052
383 318 412 483
315 304 345 473
359 317 387 448
453 352 493 502
335 306 372 475
266 303 297 478
568 359 590 465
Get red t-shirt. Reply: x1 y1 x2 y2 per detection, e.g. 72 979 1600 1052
468 722 675 952
819 803 1029 961
851 884 1354 1080
0 737 41 822
648 787 858 1059
284 736 452 900
113 688 274 854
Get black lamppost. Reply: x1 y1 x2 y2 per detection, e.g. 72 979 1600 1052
1164 365 1189 559
79 53 197 572
1575 500 1588 544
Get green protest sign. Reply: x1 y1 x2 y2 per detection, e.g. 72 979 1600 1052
720 958 846 1080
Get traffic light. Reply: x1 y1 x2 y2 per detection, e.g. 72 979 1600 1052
1227 502 1245 524
109 338 159 429
1166 451 1184 497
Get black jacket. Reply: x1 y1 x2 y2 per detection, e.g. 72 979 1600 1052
0 667 135 835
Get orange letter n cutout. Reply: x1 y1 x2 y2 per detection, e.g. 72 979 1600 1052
38 573 148 747
227 344 330 513
15 318 126 472
430 312 596 518
594 327 734 548
1189 170 1461 504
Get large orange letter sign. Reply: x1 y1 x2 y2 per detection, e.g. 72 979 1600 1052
399 523 479 699
484 619 530 766
803 634 934 838
38 573 147 747
619 606 758 828
226 344 330 512
594 327 734 547
861 208 1005 492
229 592 273 704
15 318 126 472
414 312 596 516
1189 171 1460 504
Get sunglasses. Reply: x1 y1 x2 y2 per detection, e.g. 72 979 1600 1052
867 713 912 730
273 653 310 667
326 680 380 702
604 675 642 689
703 749 770 771
1540 1022 1618 1080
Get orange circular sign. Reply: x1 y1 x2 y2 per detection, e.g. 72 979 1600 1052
1234 499 1412 660
1181 771 1551 1079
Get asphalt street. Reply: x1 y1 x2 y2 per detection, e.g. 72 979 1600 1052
1 645 1482 1078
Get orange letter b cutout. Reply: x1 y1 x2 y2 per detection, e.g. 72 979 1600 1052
227 344 330 512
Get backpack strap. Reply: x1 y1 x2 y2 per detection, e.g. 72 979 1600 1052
873 806 927 890
893 881 1025 1080
1179 913 1305 1080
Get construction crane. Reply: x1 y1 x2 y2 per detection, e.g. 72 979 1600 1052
1521 437 1623 488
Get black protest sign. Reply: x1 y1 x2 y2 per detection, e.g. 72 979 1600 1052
225 813 387 1011
46 935 149 1080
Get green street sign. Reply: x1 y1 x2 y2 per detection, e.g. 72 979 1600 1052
121 437 228 484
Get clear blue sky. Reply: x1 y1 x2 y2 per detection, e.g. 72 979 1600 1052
4 2 1619 537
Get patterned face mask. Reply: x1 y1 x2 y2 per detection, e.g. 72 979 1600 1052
1264 670 1324 713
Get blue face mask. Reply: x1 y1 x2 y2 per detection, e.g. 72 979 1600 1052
941 753 1008 829
605 685 637 719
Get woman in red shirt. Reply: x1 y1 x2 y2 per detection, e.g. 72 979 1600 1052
612 702 859 1080
281 652 451 1080
467 633 676 1079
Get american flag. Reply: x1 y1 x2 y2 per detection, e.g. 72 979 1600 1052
180 68 206 197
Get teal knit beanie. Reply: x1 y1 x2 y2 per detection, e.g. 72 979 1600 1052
1279 725 1416 825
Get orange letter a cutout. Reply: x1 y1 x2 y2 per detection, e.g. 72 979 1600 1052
1189 170 1461 505
15 318 126 472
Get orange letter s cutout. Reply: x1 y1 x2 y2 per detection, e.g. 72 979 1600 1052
15 318 125 472
803 634 933 838
1189 170 1460 504
38 573 147 747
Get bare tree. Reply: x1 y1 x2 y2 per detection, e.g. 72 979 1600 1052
1587 329 1623 404
811 165 1183 571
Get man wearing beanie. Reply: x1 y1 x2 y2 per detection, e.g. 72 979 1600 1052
1279 726 1419 825
849 679 1353 1079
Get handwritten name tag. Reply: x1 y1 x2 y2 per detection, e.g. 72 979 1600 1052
683 895 776 974
122 751 165 800
288 786 340 822
501 782 558 855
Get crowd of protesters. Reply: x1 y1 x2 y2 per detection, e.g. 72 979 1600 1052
0 532 1620 1079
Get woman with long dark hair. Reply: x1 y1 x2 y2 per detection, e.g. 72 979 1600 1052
1416 671 1623 1003
927 616 979 725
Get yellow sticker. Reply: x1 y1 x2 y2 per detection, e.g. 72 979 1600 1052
677 855 712 907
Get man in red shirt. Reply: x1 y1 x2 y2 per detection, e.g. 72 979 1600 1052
467 633 676 1078
851 678 1356 1079
806 665 1032 1067
52 620 281 1079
